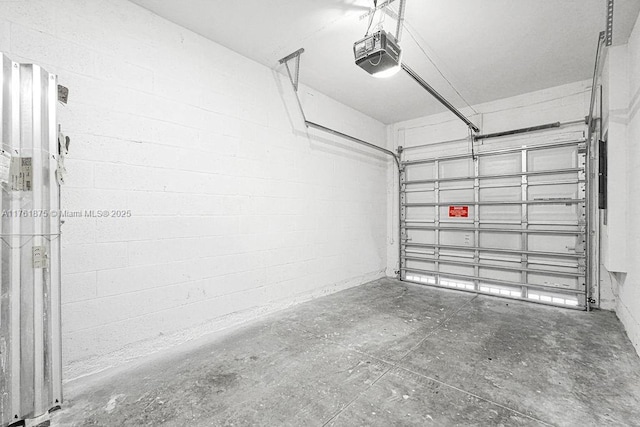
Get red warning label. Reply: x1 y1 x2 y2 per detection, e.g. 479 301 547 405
448 206 469 218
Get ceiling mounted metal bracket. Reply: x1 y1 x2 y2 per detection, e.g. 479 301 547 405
359 0 405 42
360 0 399 21
278 48 307 122
605 0 614 46
395 0 406 42
277 47 399 166
279 48 305 92
278 44 403 274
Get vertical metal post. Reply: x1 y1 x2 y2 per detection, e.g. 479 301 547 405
578 142 589 309
399 168 406 279
48 73 62 407
586 28 604 308
31 65 46 417
592 99 599 305
606 0 614 46
588 32 605 134
395 0 406 42
0 52 6 427
589 112 599 308
473 156 480 290
521 149 529 297
10 60 22 422
19 63 36 418
434 160 440 283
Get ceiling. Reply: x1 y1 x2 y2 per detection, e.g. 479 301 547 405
131 0 640 124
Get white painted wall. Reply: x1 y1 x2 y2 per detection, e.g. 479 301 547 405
622 13 640 356
601 12 640 357
0 0 390 379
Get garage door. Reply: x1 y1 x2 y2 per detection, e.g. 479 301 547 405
399 126 588 309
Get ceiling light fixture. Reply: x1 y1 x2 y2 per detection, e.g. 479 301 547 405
372 64 401 78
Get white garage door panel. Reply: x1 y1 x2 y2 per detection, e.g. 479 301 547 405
405 259 436 271
440 230 474 246
529 206 578 223
478 267 522 283
479 206 522 222
480 187 522 202
405 206 434 221
479 231 521 248
440 263 475 277
405 164 435 181
530 182 578 197
400 131 588 309
529 146 577 170
439 158 473 178
527 273 579 289
529 172 580 184
440 188 475 203
405 188 435 204
406 229 435 244
528 233 579 253
479 152 521 174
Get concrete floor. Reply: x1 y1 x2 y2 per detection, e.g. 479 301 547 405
52 278 640 426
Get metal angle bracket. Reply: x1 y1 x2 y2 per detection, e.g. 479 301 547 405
278 48 305 92
360 0 399 21
606 0 614 46
359 0 406 42
276 48 400 167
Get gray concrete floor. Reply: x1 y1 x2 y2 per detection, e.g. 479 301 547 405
52 278 640 426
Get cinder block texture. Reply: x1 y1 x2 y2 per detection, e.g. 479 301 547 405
617 12 640 357
0 0 390 377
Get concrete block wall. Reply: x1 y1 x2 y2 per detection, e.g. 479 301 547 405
603 12 640 357
0 0 390 378
597 29 640 318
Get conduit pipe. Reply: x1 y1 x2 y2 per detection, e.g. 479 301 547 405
587 32 606 134
305 121 399 167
